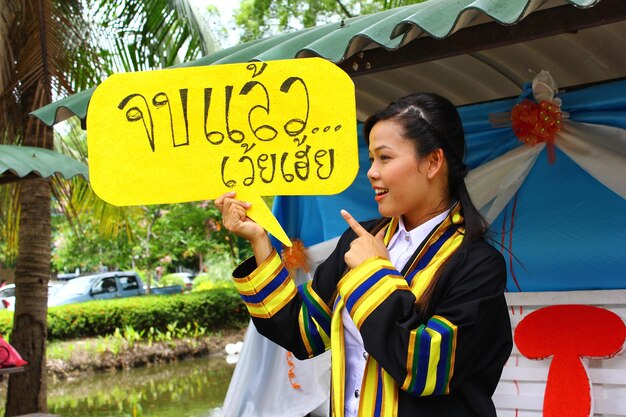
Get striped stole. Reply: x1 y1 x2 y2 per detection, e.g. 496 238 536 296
330 203 465 417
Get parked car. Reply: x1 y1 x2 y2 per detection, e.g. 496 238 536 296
167 272 194 291
56 269 81 281
48 271 182 307
0 282 65 311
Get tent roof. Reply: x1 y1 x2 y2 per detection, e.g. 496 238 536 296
32 0 625 125
0 145 88 184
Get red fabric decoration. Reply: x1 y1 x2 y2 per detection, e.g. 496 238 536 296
511 99 563 164
0 336 28 368
514 305 626 417
281 239 310 272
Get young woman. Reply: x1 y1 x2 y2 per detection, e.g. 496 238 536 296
216 93 512 417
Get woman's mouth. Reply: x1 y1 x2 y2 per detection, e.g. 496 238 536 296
374 188 388 201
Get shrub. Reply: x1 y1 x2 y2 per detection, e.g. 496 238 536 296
135 270 147 282
159 273 187 287
192 254 237 291
194 280 233 292
0 287 248 341
0 310 12 338
191 273 233 292
192 272 211 288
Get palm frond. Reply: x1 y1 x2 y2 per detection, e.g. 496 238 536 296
95 0 215 72
1 0 107 143
0 182 20 264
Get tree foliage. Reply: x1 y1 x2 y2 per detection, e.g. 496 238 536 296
235 0 425 42
0 0 217 414
52 200 252 276
94 0 219 71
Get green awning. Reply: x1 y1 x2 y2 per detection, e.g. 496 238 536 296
33 0 623 125
0 145 88 184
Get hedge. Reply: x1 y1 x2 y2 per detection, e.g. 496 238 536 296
0 287 249 341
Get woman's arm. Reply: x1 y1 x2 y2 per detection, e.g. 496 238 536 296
231 227 357 360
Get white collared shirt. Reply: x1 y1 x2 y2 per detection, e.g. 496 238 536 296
342 210 450 417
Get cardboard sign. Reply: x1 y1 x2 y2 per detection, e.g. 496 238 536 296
87 58 358 246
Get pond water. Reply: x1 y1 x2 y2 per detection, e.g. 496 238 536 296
0 356 235 417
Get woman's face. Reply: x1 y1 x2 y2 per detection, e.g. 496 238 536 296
367 119 440 229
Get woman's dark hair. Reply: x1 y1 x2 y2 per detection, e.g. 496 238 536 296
363 92 487 244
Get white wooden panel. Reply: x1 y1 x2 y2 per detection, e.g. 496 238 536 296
496 290 626 417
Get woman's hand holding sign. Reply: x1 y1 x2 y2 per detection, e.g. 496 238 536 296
215 191 273 264
340 209 389 269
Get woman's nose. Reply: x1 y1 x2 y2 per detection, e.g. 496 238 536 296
367 164 379 180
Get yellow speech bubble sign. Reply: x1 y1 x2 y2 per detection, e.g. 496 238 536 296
87 58 358 247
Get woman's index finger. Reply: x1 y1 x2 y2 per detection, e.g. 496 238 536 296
340 209 369 237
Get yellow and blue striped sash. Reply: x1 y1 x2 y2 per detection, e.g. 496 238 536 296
331 204 465 416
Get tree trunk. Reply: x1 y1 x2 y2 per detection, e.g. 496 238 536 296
5 178 51 416
5 24 54 410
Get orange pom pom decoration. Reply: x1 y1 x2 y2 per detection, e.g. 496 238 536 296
511 99 562 164
281 239 310 272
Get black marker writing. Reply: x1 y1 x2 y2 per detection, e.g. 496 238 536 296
220 146 336 188
118 94 155 151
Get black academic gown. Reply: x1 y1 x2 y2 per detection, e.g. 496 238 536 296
233 214 512 417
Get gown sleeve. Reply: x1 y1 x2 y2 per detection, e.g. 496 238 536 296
231 224 362 360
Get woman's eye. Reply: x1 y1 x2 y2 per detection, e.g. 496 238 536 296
369 154 390 163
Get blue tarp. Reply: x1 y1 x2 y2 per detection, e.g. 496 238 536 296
272 79 626 292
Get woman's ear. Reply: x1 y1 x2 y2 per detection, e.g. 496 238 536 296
426 148 445 179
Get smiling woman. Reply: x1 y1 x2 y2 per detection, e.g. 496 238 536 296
216 92 513 417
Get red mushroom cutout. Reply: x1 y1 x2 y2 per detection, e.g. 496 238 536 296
515 305 626 417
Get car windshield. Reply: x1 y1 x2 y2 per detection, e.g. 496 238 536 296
53 275 97 297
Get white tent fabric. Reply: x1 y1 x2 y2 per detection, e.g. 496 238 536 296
220 239 338 417
466 143 544 225
466 120 626 225
557 121 626 199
